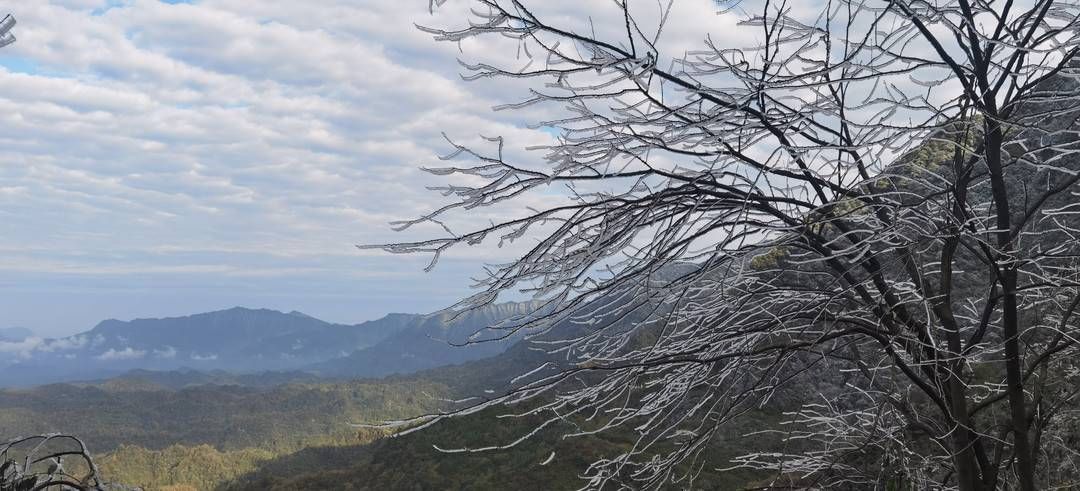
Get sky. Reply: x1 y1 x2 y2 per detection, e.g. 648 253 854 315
0 2 1065 484
0 0 756 337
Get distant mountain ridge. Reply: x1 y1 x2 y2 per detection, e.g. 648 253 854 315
81 368 325 391
0 326 33 341
308 301 543 378
85 307 385 361
0 303 541 387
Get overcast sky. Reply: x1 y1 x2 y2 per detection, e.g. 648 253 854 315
0 0 743 337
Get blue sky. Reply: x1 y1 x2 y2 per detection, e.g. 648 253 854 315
0 0 739 337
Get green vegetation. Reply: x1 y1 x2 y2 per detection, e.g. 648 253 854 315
98 445 275 491
227 404 779 491
749 246 789 269
0 379 446 453
0 378 447 490
0 353 785 490
874 119 981 192
0 316 811 491
901 136 956 174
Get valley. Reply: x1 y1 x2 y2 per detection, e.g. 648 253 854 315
0 302 776 490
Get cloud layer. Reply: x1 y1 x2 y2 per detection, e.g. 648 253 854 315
0 0 738 335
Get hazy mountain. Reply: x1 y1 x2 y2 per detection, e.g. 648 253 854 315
0 307 413 387
308 302 543 378
0 303 545 388
0 326 33 341
83 368 327 390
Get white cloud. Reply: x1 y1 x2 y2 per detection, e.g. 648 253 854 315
0 337 45 360
95 347 147 361
35 333 104 352
0 0 757 335
0 333 109 361
153 346 177 359
190 353 218 361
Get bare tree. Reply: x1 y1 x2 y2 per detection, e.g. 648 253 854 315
0 14 14 49
0 434 131 491
368 1 1080 489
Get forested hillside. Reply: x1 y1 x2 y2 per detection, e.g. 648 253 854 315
226 402 779 491
0 378 444 489
0 379 445 448
0 301 557 490
0 294 795 490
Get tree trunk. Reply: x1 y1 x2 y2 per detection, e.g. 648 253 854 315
984 119 1036 491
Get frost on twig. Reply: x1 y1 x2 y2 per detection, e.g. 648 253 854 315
0 434 136 491
371 0 1080 489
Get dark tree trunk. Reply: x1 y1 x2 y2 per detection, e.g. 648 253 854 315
983 118 1036 491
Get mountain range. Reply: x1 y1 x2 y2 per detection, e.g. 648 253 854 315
0 303 537 387
308 301 541 378
0 326 32 342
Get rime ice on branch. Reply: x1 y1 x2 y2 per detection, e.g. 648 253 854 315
367 1 1080 489
0 433 135 490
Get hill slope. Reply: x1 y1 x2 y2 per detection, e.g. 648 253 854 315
309 302 542 378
